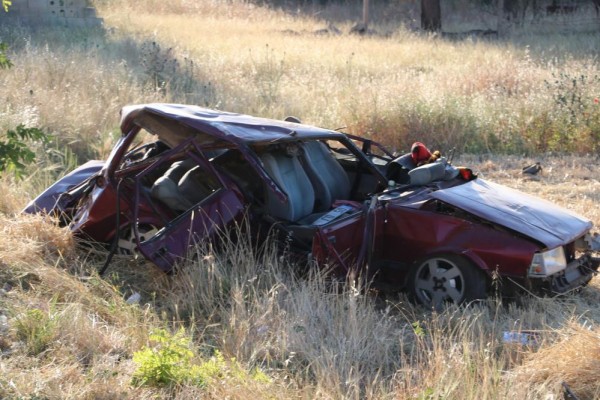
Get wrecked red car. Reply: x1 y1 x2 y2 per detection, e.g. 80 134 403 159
24 104 600 307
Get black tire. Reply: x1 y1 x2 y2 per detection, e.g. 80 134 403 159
408 254 487 309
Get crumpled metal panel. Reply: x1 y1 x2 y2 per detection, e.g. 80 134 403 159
119 103 341 146
431 179 592 249
22 160 104 214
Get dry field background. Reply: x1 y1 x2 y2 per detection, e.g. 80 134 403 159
1 0 600 398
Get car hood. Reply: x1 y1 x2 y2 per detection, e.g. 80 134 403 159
431 179 593 249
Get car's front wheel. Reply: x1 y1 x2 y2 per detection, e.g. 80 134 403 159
117 224 160 255
408 254 487 309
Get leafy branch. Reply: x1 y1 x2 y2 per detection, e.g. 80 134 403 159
0 125 50 179
0 42 12 69
1 0 12 67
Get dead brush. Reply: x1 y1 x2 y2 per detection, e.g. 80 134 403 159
1 212 599 399
157 224 285 325
514 323 600 399
150 224 401 398
0 179 27 214
0 213 74 269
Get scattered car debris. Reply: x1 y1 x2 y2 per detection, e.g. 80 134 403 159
562 381 581 400
0 315 8 334
502 330 539 346
522 162 543 175
23 104 600 308
125 292 141 305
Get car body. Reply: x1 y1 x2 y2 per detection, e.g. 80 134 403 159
24 103 600 307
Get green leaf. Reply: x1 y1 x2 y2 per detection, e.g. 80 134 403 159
0 42 13 69
0 125 50 179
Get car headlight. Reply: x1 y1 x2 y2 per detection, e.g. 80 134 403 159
528 247 567 277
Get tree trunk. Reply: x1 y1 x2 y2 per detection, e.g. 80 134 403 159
497 0 506 35
503 0 520 21
421 0 441 32
362 0 369 30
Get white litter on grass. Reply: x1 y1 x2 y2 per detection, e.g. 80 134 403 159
125 292 141 305
0 314 8 333
502 331 539 346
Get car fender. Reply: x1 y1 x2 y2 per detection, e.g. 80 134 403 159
23 160 105 214
410 246 489 271
460 248 492 275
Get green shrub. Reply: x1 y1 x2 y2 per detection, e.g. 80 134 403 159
13 308 58 356
0 125 50 179
132 328 270 388
132 328 196 387
541 71 600 152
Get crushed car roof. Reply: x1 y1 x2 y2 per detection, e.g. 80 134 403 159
120 103 344 148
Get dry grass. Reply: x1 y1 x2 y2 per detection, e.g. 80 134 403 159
1 213 599 398
92 0 600 154
1 0 600 398
516 323 600 399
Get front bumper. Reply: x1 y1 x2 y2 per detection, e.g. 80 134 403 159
531 253 599 294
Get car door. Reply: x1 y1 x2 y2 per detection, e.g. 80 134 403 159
311 197 385 278
131 143 245 272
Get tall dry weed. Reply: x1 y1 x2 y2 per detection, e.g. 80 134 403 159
0 211 599 398
153 227 600 399
90 0 600 155
515 323 600 399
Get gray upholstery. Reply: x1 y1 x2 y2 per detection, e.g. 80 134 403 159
151 160 195 211
151 159 217 212
408 161 446 185
260 152 315 222
301 141 351 211
178 165 217 205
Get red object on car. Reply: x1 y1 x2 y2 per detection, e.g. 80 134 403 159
411 142 433 165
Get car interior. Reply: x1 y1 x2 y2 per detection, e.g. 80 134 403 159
118 126 386 244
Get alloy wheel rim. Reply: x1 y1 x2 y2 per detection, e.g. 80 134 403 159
414 258 465 307
117 225 159 255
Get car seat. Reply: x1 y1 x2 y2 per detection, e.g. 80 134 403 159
301 141 351 211
178 165 218 205
151 159 219 213
259 151 315 222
